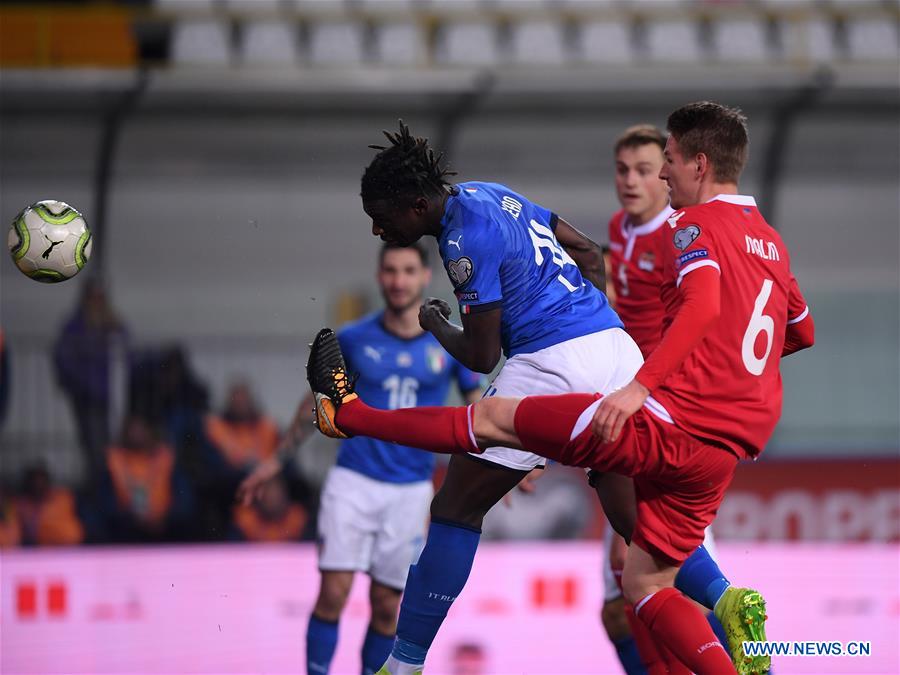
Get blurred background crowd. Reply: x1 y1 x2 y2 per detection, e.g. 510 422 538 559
0 272 600 547
0 0 897 549
0 277 318 546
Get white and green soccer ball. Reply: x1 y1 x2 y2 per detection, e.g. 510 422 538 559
8 200 92 283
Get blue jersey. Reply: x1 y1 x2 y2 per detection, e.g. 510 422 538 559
336 312 482 483
438 182 623 357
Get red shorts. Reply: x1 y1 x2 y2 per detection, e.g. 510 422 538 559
514 393 738 564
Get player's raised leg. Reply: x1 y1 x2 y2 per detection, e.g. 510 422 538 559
308 329 476 452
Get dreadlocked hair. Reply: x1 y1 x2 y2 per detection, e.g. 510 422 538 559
361 120 456 206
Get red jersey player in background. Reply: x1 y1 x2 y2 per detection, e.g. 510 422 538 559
602 125 730 675
607 125 673 358
307 101 814 674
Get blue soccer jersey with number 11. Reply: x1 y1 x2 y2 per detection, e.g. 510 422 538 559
439 181 623 357
335 312 483 484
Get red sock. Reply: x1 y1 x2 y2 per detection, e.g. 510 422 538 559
623 601 667 675
335 399 478 454
636 588 736 675
612 567 684 675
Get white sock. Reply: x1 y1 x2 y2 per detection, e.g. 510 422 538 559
384 654 424 675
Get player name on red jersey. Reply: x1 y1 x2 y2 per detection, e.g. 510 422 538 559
745 235 780 261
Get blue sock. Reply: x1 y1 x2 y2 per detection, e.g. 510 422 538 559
707 612 730 651
361 625 394 675
306 614 338 674
612 635 648 675
674 544 731 611
391 519 481 665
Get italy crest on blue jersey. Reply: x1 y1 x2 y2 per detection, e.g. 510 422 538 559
438 181 622 357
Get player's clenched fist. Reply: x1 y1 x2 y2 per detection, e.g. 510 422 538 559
592 379 650 443
419 297 452 332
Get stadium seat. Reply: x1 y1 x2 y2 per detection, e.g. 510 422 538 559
435 21 500 66
579 20 635 64
308 20 367 65
170 19 232 65
372 21 427 66
156 0 219 11
509 20 568 65
493 0 556 9
225 0 286 10
433 0 485 10
781 14 838 64
711 18 773 63
293 0 350 7
238 20 301 66
643 18 705 63
845 16 899 62
358 0 422 8
559 0 619 6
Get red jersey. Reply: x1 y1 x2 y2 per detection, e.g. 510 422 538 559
607 206 673 357
641 195 811 460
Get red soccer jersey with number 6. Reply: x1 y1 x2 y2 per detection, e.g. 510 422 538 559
646 194 810 459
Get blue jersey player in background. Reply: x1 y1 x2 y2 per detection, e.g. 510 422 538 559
239 242 481 675
347 122 738 675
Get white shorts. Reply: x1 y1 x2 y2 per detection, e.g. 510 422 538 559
317 466 433 590
601 525 719 602
475 327 644 471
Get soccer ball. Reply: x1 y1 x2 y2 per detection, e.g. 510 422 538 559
7 200 92 283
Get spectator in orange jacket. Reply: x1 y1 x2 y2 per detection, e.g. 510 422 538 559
16 464 84 546
101 414 195 542
231 477 308 543
0 484 21 548
205 381 279 473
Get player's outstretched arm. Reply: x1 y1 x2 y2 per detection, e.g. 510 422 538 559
236 457 282 506
419 298 502 374
555 217 606 290
236 392 315 505
281 391 318 450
